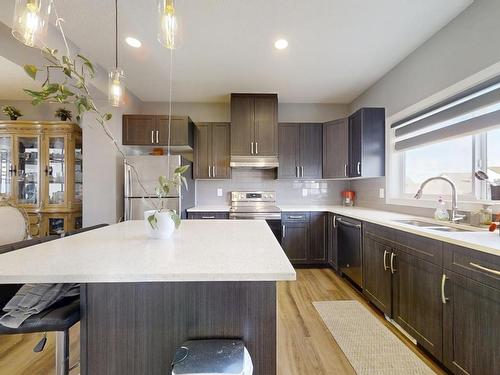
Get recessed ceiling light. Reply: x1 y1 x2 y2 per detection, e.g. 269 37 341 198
125 37 142 48
274 39 288 50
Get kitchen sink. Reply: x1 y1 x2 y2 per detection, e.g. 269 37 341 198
393 219 481 232
393 219 444 227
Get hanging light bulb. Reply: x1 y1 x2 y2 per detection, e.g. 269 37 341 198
11 0 52 48
157 0 182 49
109 0 125 107
108 68 124 107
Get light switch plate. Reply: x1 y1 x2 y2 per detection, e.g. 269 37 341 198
217 188 223 197
379 188 385 199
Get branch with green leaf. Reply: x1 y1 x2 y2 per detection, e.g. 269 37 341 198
147 164 190 230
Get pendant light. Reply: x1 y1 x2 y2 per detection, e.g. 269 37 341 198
157 0 182 49
12 0 52 48
109 0 124 107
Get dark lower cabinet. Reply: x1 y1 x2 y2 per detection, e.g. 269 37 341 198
362 233 392 316
281 220 308 264
327 213 338 270
392 249 443 361
443 272 500 375
187 212 229 219
309 212 327 263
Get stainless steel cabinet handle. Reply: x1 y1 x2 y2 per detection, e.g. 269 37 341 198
288 215 305 220
357 162 361 175
208 166 211 178
390 252 396 274
301 166 304 178
201 216 216 219
156 130 159 143
296 166 299 178
151 130 154 144
344 164 348 177
251 142 254 155
441 274 449 304
282 225 286 238
383 250 389 271
255 142 258 154
213 165 216 178
469 262 500 276
333 215 337 228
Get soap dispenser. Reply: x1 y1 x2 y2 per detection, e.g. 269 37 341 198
434 196 449 221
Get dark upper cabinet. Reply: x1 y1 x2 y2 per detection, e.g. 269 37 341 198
362 233 392 316
392 249 444 361
443 271 500 375
277 124 300 179
230 93 277 156
278 123 322 179
348 107 385 178
309 212 327 263
122 115 156 145
323 118 349 178
194 122 230 179
122 115 194 148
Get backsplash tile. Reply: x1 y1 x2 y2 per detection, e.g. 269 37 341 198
196 169 348 205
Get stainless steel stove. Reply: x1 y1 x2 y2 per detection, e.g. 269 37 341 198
229 191 281 220
230 191 282 241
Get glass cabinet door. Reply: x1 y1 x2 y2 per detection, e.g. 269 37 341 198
74 136 82 204
0 136 13 197
47 136 66 206
47 216 66 235
16 136 40 206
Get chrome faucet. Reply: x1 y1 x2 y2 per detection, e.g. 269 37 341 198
414 176 465 223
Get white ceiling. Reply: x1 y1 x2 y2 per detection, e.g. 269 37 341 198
1 0 472 103
0 56 41 100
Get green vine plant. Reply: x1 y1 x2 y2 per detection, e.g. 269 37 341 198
148 164 190 230
22 47 188 225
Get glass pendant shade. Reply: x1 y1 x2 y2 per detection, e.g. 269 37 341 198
12 0 52 48
108 68 124 107
157 0 182 49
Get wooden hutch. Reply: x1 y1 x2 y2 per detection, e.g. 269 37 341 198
0 121 82 237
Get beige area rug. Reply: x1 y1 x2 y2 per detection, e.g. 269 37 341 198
313 300 435 375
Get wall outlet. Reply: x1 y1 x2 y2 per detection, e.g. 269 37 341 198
302 188 308 197
379 188 385 199
217 188 223 197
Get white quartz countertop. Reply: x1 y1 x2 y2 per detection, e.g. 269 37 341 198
280 205 500 257
0 220 296 284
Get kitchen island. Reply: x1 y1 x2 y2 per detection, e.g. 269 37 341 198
0 220 295 375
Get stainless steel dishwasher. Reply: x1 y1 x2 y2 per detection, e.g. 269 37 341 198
336 216 362 288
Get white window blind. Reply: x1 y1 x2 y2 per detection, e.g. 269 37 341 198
392 77 500 151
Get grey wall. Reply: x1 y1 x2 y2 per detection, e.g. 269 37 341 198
0 100 76 121
348 0 500 215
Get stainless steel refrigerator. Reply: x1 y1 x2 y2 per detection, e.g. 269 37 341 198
124 155 195 220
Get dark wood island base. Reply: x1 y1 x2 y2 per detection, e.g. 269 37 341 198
80 281 276 375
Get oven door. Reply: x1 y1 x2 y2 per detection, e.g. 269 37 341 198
229 213 282 243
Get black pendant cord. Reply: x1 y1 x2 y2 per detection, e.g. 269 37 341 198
115 0 118 69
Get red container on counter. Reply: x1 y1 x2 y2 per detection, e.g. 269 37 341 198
342 190 355 206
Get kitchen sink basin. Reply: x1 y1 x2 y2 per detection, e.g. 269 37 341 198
393 219 444 227
393 219 481 232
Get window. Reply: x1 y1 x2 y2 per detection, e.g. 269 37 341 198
403 136 473 196
487 128 500 182
390 76 500 204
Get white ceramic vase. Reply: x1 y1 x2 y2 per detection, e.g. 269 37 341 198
144 210 175 239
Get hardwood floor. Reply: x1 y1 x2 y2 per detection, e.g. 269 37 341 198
0 269 444 375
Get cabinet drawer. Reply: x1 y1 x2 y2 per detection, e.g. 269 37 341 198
187 212 229 220
444 244 500 290
282 212 310 222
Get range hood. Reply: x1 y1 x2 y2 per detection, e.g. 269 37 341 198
230 155 279 169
